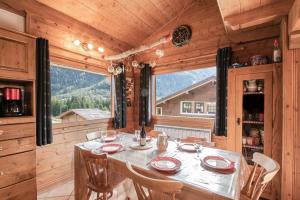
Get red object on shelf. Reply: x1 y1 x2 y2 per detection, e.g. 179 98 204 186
3 87 21 100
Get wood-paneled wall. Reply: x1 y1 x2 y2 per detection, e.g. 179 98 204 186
36 119 112 191
281 18 300 200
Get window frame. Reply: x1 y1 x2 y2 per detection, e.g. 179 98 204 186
180 101 193 114
50 62 113 124
195 101 205 114
206 102 216 114
156 107 163 116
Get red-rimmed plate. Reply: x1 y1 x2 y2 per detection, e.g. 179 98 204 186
150 156 181 173
103 135 117 142
99 143 123 154
202 156 234 171
180 143 197 152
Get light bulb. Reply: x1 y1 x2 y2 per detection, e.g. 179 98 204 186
107 65 114 73
73 39 81 46
155 49 164 58
87 43 93 50
132 60 139 68
98 47 105 53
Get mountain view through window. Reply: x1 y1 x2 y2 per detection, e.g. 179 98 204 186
50 63 111 123
155 67 216 118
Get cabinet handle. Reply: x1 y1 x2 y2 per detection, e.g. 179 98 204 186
237 117 241 125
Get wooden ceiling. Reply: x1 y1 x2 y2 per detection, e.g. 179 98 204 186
35 0 196 47
217 0 294 32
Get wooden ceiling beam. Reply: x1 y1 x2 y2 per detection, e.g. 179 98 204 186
224 0 293 31
288 0 300 49
288 0 300 34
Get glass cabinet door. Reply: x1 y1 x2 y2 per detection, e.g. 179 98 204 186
235 73 272 165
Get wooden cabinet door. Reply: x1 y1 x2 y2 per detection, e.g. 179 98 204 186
0 28 35 80
0 178 36 200
0 150 36 188
235 72 273 160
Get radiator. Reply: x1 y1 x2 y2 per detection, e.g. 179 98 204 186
154 124 212 142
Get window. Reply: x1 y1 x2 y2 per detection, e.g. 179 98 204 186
181 101 193 113
51 63 111 124
207 103 216 114
156 107 162 116
195 102 205 113
155 67 216 118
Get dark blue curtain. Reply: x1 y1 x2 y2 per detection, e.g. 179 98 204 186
139 64 151 126
36 38 52 146
113 63 126 129
215 47 232 136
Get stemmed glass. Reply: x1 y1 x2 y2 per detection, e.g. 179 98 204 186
174 138 181 149
134 130 140 142
194 144 203 159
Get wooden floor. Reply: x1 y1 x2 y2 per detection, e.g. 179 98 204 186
38 178 134 200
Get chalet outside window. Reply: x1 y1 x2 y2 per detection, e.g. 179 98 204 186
50 63 111 124
195 102 205 113
154 67 216 119
156 107 163 116
181 101 193 114
207 103 216 114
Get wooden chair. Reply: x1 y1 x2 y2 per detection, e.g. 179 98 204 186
240 152 280 200
86 131 102 141
126 162 183 200
81 148 113 200
180 136 215 147
86 130 117 141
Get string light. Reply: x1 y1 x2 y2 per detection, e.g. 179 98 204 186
98 47 105 53
72 39 104 53
73 40 81 46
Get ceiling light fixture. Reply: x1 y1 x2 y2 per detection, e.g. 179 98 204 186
73 39 105 53
98 47 105 53
73 39 81 46
87 43 93 50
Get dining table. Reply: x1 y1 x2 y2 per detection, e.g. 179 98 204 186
74 132 250 200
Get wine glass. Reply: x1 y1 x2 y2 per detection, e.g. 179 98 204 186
134 130 140 141
194 144 203 159
174 138 181 149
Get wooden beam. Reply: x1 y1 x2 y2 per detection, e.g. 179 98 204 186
228 24 280 44
288 0 300 49
288 0 300 34
224 1 293 30
289 31 300 49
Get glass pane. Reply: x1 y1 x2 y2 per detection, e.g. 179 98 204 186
242 79 264 165
50 63 111 124
155 67 216 118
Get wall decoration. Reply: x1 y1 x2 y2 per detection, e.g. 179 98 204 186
172 25 192 47
126 77 134 107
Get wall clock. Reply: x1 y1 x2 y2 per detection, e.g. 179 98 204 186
172 25 192 47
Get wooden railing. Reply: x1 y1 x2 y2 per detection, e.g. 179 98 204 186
36 118 113 191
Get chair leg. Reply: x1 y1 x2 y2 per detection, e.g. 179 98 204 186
87 189 92 200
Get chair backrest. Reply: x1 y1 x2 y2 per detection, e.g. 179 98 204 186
81 148 109 188
126 162 183 200
86 130 117 141
86 131 102 141
242 152 280 200
181 136 215 147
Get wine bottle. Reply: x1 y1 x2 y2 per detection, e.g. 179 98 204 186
140 121 146 146
273 39 281 63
